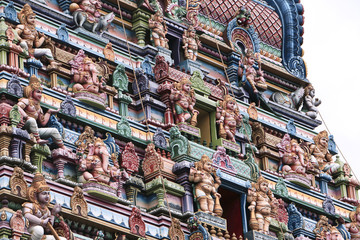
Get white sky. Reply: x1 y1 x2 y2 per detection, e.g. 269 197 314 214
301 0 360 181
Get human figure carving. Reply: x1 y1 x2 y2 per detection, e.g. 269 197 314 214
303 84 321 119
17 75 68 149
345 206 360 239
189 155 222 216
149 11 169 48
247 176 275 234
16 4 59 68
22 173 66 240
170 78 199 126
182 26 201 61
216 95 242 142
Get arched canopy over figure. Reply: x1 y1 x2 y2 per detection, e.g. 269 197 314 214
149 11 169 48
16 4 59 68
17 75 68 150
189 155 222 216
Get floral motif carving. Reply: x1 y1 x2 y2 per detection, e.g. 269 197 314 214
142 143 163 176
121 142 139 173
129 207 146 237
212 146 235 171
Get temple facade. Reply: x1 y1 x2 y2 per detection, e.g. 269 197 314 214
0 0 358 240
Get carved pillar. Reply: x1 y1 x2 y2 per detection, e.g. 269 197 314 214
25 59 43 77
10 128 30 160
124 176 145 205
52 148 77 179
240 193 248 233
318 174 331 194
157 81 173 127
118 93 132 117
173 161 194 213
0 125 12 156
9 210 25 240
226 52 241 85
132 9 150 46
30 144 51 172
49 71 58 88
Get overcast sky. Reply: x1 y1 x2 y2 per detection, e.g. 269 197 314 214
301 0 360 181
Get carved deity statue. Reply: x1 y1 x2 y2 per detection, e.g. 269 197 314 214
326 227 345 240
236 6 251 27
189 155 222 216
238 50 267 94
17 75 68 150
22 173 66 240
216 95 242 142
345 206 360 239
149 11 169 48
247 176 275 234
16 4 59 68
303 84 321 119
277 134 307 175
182 26 201 61
308 131 339 175
170 78 199 126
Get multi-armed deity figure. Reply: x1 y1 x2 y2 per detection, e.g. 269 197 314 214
247 176 275 234
189 155 222 216
308 130 339 175
238 50 267 94
22 173 65 240
182 26 201 61
149 11 169 48
302 84 321 119
216 95 242 142
17 75 67 149
170 78 199 126
16 4 59 68
277 134 307 175
345 206 360 239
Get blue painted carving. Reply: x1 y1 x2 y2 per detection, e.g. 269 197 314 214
60 95 76 117
328 135 338 154
337 222 351 240
57 24 69 42
319 173 331 194
187 216 211 240
103 133 120 166
46 115 64 146
322 194 335 215
287 203 304 231
133 68 149 95
57 0 72 13
265 0 306 79
25 59 43 77
5 1 17 22
141 57 153 76
153 127 167 148
286 119 296 135
7 74 23 97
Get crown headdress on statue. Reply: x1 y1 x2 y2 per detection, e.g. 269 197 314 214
27 173 50 204
18 4 36 25
24 75 42 98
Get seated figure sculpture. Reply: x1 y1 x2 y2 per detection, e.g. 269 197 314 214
303 84 321 119
216 95 242 142
247 176 275 234
17 75 67 149
22 173 66 240
16 4 59 68
170 78 199 126
189 155 222 216
149 11 169 48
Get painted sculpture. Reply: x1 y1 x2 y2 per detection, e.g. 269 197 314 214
182 26 201 61
22 173 66 240
236 6 251 27
216 95 242 142
314 215 345 240
70 0 114 33
189 155 222 216
247 176 275 234
149 11 169 48
345 206 360 239
17 75 67 149
16 4 59 68
303 84 321 119
308 130 339 175
170 78 199 126
69 50 107 108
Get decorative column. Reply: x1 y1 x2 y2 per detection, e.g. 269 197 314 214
25 58 43 77
318 173 332 194
173 161 194 213
226 52 241 85
52 148 77 179
30 144 51 172
157 81 173 127
132 9 150 47
10 128 30 159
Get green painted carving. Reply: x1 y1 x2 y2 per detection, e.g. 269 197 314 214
9 105 21 127
117 118 132 138
169 126 189 159
31 144 51 172
274 177 289 198
190 71 211 96
239 113 252 141
165 4 186 22
243 143 259 179
118 92 132 117
132 9 150 47
113 64 128 93
145 177 185 196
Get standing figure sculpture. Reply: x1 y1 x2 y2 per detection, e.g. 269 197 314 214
170 78 199 126
17 75 67 150
302 84 321 119
149 11 169 48
247 176 275 234
182 26 201 61
308 130 339 174
189 155 222 216
22 173 66 240
345 206 360 239
216 95 242 142
16 4 59 68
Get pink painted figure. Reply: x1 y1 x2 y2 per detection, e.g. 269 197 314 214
216 95 242 142
74 0 102 22
182 26 201 61
326 227 344 240
345 206 360 239
149 11 169 48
